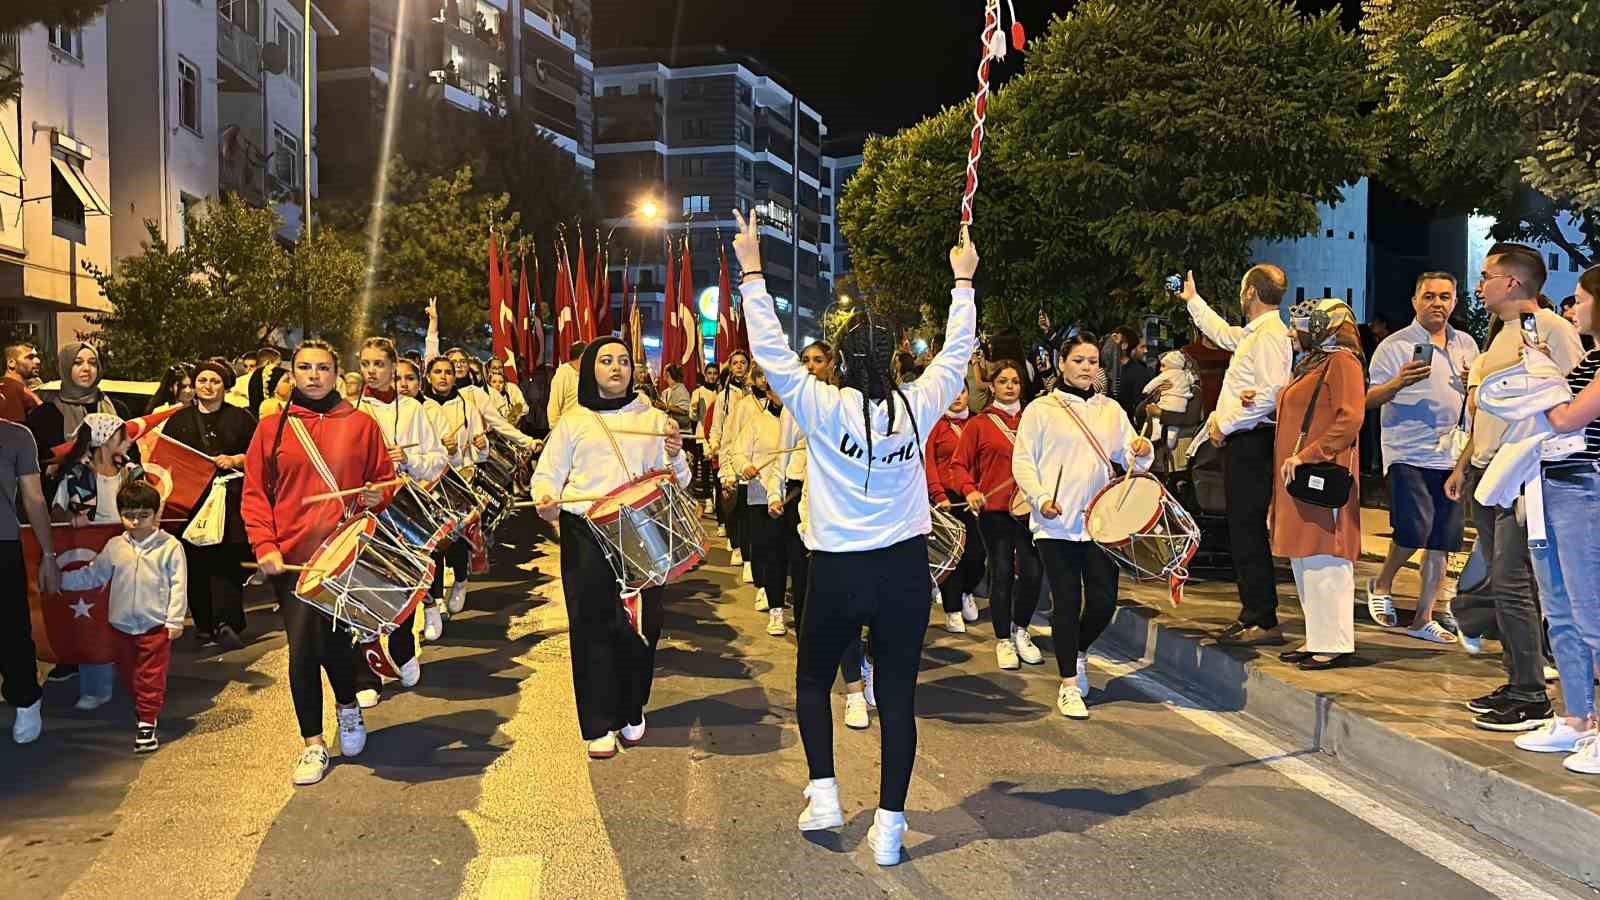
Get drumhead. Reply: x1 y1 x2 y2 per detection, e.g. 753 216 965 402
587 471 670 523
1085 475 1165 546
297 515 376 596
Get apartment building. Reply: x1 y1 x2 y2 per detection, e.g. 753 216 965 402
820 145 862 294
593 46 828 354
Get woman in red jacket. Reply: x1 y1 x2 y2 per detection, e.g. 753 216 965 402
241 339 398 787
926 387 985 634
950 360 1043 672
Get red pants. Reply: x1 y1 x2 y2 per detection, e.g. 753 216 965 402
113 626 172 724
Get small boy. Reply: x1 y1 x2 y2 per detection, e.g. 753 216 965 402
60 480 188 752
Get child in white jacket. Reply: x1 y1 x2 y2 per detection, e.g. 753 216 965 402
1141 351 1198 447
60 480 188 753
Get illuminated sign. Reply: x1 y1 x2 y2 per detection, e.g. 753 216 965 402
697 287 719 321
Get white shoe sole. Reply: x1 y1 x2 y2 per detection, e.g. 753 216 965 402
867 827 903 866
292 767 328 786
798 808 845 831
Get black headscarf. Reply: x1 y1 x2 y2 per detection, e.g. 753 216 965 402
577 337 635 412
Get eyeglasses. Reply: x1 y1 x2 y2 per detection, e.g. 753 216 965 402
1479 272 1517 287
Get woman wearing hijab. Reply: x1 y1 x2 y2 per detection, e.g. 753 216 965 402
1272 299 1366 671
531 337 691 761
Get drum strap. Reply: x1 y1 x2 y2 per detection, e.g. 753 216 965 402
1054 397 1116 481
588 411 637 482
286 417 360 633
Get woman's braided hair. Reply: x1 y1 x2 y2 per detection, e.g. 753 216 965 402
835 308 918 494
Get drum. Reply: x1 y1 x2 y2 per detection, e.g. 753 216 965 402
295 513 436 643
585 469 707 590
473 460 516 535
428 466 482 544
486 433 531 493
927 504 966 585
1084 473 1200 603
377 477 457 551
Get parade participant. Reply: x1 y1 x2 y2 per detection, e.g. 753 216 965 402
421 357 483 625
350 337 448 705
145 364 195 414
734 209 977 867
1014 336 1154 718
531 337 690 760
951 360 1042 670
728 364 789 632
240 339 397 787
224 351 256 409
547 341 587 429
246 347 283 413
708 349 752 571
718 366 767 596
656 364 692 432
395 359 424 399
486 370 526 425
423 300 540 452
1 342 42 423
258 367 292 419
59 480 187 753
340 371 364 402
1026 308 1067 396
690 364 721 513
926 387 985 633
162 361 256 650
2 418 57 743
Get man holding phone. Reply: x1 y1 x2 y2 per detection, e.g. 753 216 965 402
1366 273 1480 644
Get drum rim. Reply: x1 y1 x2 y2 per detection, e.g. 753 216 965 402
584 468 676 522
296 514 377 595
1085 474 1166 546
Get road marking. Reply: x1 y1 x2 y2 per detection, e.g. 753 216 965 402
480 854 542 900
1092 654 1566 900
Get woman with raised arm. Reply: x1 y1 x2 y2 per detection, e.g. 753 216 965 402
732 209 977 867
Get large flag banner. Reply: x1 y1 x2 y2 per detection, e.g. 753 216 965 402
660 239 681 388
574 238 595 343
555 242 577 363
526 249 544 370
716 245 737 364
677 238 699 391
23 523 121 664
136 429 220 519
491 238 519 382
595 243 614 336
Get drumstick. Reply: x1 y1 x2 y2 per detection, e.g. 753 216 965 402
781 486 802 507
511 493 612 509
756 446 807 471
301 475 409 505
1051 467 1063 505
604 428 677 438
241 562 324 574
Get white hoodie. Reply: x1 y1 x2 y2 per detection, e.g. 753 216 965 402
61 528 189 634
740 278 975 553
531 394 692 516
1013 390 1153 542
355 393 448 482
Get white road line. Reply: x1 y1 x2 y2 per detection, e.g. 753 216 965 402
1091 654 1566 900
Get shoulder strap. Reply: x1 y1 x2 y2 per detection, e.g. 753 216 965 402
588 410 637 481
984 412 1017 445
1054 396 1115 479
1293 358 1337 454
287 416 341 494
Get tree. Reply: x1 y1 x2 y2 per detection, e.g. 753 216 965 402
1363 0 1600 266
839 0 1381 337
83 198 363 377
1 1 111 102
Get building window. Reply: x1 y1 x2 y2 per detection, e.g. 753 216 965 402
739 160 752 181
736 82 751 106
275 15 303 85
1550 252 1560 271
604 85 621 97
178 57 202 134
735 121 752 146
1348 231 1355 239
819 196 831 216
1346 288 1354 303
1325 229 1334 238
50 154 108 242
220 0 262 38
272 126 299 189
682 195 710 215
1296 287 1305 303
681 119 709 140
48 25 82 60
1323 287 1332 298
679 157 706 177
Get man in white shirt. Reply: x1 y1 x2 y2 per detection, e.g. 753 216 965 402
1179 266 1293 645
1365 273 1479 643
546 341 585 429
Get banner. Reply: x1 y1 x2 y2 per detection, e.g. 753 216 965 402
23 524 121 665
135 429 219 519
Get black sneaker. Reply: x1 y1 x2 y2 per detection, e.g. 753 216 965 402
1472 699 1554 732
134 723 158 753
215 624 245 651
1465 685 1512 714
45 664 79 683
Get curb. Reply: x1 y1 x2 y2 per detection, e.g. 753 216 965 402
1098 599 1600 888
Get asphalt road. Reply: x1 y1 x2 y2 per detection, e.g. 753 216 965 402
1 511 1590 899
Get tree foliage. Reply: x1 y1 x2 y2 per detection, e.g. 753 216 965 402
1 0 111 101
840 0 1381 337
83 198 364 378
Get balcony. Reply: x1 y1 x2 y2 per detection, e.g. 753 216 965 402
217 13 262 88
0 31 19 73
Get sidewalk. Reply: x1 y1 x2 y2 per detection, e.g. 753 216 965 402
1088 505 1600 887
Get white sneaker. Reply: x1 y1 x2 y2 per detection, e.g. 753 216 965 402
755 588 769 612
398 657 421 688
356 689 380 709
292 745 331 786
797 778 844 831
1013 628 1043 665
730 548 742 566
588 732 618 759
336 706 367 756
861 657 876 708
866 809 906 866
1057 682 1089 719
1459 632 1484 655
944 612 966 634
931 584 941 605
717 524 727 537
620 716 647 746
447 580 469 615
767 607 787 636
844 692 869 730
1564 735 1600 775
12 699 41 744
741 561 753 584
423 604 444 641
996 638 1020 670
74 693 111 711
1515 719 1594 753
1076 653 1090 697
961 594 979 622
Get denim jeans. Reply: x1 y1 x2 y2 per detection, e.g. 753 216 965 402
1530 465 1600 720
80 662 115 700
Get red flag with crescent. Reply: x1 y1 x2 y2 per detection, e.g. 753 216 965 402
134 430 218 519
23 524 121 664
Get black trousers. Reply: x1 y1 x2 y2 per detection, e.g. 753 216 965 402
719 483 746 556
938 497 986 614
1222 426 1280 628
978 511 1042 639
430 540 471 599
560 512 664 740
688 439 714 501
183 540 249 636
1037 539 1119 677
0 541 41 709
797 536 928 812
748 497 789 607
782 481 809 618
278 576 357 739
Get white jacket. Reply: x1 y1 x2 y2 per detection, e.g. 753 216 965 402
707 383 751 457
424 392 489 469
531 395 693 516
547 362 580 429
61 528 188 634
741 277 975 552
719 394 768 487
461 384 535 449
355 393 448 482
726 400 786 504
1474 351 1581 542
1014 390 1153 541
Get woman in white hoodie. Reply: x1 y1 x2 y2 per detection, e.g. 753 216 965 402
421 357 485 629
532 337 691 761
1014 334 1152 720
731 365 792 635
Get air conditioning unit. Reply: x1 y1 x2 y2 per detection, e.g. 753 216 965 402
535 58 549 83
548 11 561 34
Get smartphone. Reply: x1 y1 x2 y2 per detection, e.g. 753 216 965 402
1521 312 1540 342
1165 274 1183 294
1412 343 1435 365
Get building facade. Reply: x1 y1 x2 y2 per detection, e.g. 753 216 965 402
593 47 828 356
820 148 861 295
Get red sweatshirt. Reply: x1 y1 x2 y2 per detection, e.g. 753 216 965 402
241 402 398 564
950 407 1024 513
924 415 969 504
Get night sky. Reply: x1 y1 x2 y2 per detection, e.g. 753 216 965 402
594 1 1361 143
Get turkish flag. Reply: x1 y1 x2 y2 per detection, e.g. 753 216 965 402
49 404 183 469
554 244 577 364
136 430 218 519
23 524 121 664
676 239 699 390
716 246 737 364
574 238 595 343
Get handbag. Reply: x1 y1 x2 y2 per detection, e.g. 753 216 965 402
182 471 242 547
1286 359 1354 509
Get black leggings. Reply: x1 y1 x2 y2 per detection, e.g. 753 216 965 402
560 512 664 740
748 498 789 607
797 536 928 812
430 540 471 599
784 482 862 686
184 541 250 635
279 577 358 739
1036 539 1119 677
979 511 1042 639
938 499 986 614
720 482 746 554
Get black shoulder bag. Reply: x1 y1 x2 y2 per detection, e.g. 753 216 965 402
1286 359 1353 509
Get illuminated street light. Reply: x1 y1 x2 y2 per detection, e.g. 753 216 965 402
639 199 660 223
